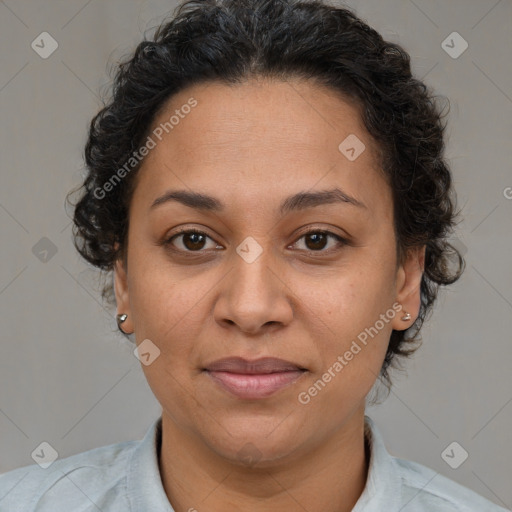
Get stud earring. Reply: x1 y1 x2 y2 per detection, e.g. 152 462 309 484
401 312 412 321
116 313 128 333
115 313 136 343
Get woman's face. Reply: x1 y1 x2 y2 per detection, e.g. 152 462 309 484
114 77 424 465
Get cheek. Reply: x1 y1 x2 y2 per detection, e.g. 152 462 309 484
131 267 210 422
127 256 220 388
127 243 205 337
302 259 396 336
295 253 396 388
295 277 394 420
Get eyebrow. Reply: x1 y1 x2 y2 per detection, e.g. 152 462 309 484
150 187 367 214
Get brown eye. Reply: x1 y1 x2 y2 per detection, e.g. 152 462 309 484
304 232 328 250
293 230 347 253
181 232 207 250
165 229 219 252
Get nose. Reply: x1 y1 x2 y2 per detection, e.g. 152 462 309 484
213 245 294 335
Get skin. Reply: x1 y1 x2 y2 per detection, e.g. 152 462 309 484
114 77 425 512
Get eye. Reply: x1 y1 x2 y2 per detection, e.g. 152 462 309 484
165 229 221 252
291 230 347 253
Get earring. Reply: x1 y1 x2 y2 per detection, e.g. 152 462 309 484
116 313 136 343
401 312 412 321
116 313 128 333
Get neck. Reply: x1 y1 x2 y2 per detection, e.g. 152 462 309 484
158 408 370 512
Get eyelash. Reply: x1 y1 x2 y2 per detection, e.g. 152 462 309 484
164 228 348 255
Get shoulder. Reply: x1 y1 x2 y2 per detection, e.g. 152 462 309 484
393 456 508 512
0 439 138 512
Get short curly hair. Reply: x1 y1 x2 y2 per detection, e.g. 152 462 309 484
68 0 464 386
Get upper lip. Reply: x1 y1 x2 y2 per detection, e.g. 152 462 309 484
204 357 306 374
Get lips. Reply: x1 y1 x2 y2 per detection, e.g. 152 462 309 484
203 357 307 400
203 356 305 374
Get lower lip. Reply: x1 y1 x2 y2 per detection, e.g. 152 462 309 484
205 370 306 399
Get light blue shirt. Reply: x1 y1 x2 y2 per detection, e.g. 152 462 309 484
0 415 507 511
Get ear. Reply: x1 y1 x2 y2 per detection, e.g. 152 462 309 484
391 245 426 331
113 245 134 335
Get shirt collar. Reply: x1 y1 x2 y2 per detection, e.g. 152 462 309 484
127 415 174 512
351 415 401 511
127 415 400 512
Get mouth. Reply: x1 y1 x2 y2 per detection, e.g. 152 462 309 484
203 356 307 400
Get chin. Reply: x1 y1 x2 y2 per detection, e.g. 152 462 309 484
203 417 307 466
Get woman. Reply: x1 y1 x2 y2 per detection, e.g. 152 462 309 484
0 0 506 510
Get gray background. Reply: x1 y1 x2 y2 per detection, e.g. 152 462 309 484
0 0 511 509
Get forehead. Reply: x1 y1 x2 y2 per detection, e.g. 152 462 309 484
131 77 390 219
150 77 375 160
